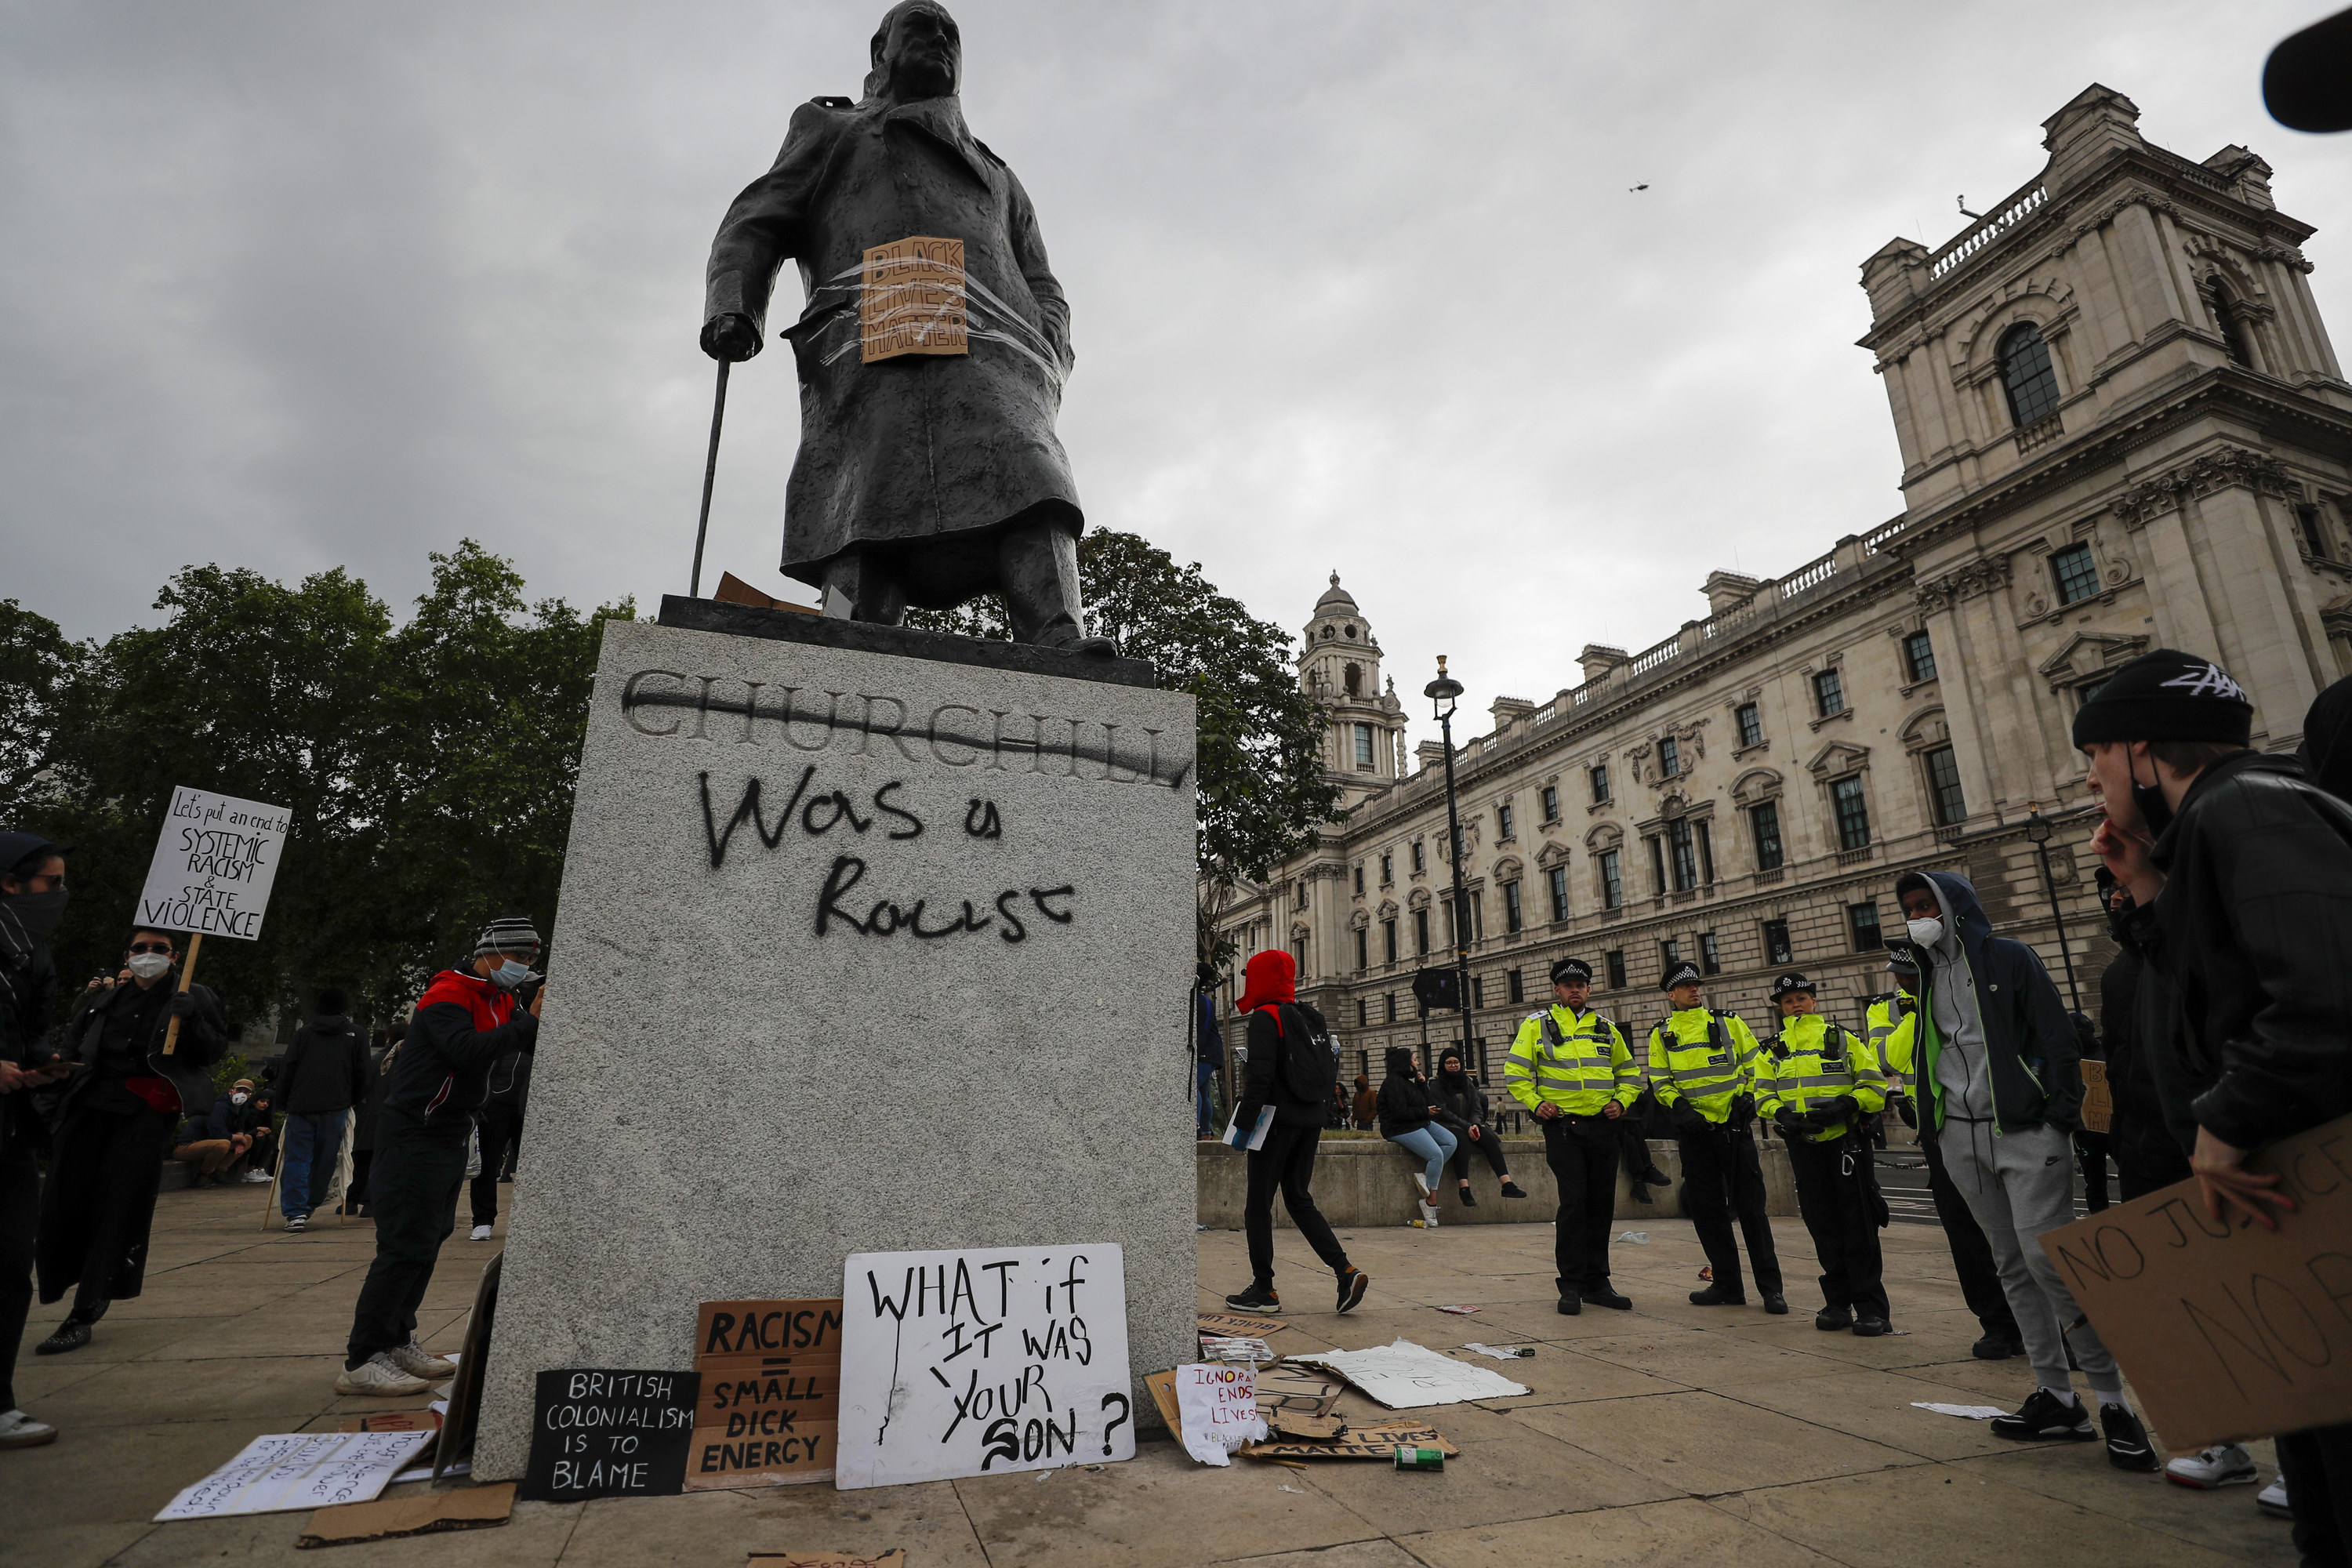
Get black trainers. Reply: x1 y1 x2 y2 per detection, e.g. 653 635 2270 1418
2101 1402 2159 1471
1639 1162 1672 1187
1763 1294 1789 1316
1335 1268 1369 1315
1224 1283 1279 1312
1499 1181 1528 1199
1689 1284 1748 1307
1991 1389 2096 1442
1457 1187 1477 1207
1972 1333 2024 1360
1815 1306 1854 1331
1557 1291 1581 1316
1586 1287 1632 1310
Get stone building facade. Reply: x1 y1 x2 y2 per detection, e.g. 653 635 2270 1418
1210 85 2352 1079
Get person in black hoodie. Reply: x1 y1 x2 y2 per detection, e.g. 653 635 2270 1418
2093 873 2191 1200
1377 1045 1457 1227
1219 949 1367 1316
2084 649 2352 1556
1432 1048 1525 1206
274 989 372 1232
0 833 74 1449
467 1033 532 1240
337 917 543 1396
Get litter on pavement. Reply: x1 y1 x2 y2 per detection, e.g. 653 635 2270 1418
1911 1403 2009 1419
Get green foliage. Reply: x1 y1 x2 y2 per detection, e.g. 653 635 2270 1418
7 543 631 1035
210 1051 253 1097
904 530 1343 958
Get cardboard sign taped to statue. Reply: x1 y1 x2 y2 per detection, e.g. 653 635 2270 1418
835 1244 1134 1489
2039 1112 2352 1449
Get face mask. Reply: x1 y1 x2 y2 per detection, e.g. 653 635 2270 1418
0 887 69 960
1906 916 1945 949
230 1092 249 1105
489 959 532 991
2129 750 2176 839
126 952 172 982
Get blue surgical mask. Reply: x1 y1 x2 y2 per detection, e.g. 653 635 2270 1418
490 959 532 991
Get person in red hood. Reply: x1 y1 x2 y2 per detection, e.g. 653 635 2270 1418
1220 950 1368 1316
336 917 545 1396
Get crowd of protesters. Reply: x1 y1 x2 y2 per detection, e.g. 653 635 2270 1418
0 832 545 1446
1215 647 2350 1561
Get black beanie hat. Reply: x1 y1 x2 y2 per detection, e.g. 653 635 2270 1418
2070 648 2253 748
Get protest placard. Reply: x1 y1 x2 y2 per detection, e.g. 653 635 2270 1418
519 1369 699 1501
153 1431 431 1521
834 1245 1134 1489
2079 1059 2112 1134
685 1298 843 1490
859 236 967 363
2038 1112 2352 1449
136 786 289 942
1285 1340 1529 1408
1174 1363 1267 1465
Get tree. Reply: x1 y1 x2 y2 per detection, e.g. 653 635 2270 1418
904 531 1341 956
0 598 82 825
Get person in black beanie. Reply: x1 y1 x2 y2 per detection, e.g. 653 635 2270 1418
2082 648 2352 1554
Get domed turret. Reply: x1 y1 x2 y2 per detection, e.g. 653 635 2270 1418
1298 572 1402 807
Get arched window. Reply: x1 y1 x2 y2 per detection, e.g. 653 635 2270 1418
1344 662 1363 696
2208 282 2255 368
1998 323 2062 428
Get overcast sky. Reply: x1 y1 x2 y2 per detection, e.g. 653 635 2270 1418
4 1 2344 751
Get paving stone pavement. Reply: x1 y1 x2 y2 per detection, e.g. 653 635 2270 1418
0 1181 2292 1566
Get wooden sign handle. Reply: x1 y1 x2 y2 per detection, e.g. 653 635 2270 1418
161 931 202 1057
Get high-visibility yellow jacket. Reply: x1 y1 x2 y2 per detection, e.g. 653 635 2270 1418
1504 1005 1639 1116
1645 1007 1762 1125
1756 1013 1889 1143
1867 992 1918 1079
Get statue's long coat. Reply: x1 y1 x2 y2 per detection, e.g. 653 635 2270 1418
703 94 1081 594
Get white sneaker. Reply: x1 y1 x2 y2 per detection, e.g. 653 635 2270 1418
2165 1443 2257 1489
2257 1476 2292 1518
1411 1172 1432 1200
240 1170 273 1184
0 1409 58 1448
389 1337 456 1379
336 1352 430 1397
470 1224 493 1241
1416 1200 1439 1225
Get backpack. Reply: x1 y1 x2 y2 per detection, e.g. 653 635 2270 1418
1272 1004 1339 1105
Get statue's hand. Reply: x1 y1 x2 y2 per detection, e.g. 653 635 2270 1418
702 314 762 363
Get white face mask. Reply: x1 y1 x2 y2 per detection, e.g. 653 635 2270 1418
1905 916 1945 949
230 1092 249 1105
125 952 172 982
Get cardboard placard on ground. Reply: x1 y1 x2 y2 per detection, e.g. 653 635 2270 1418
334 1411 441 1433
1236 1423 1460 1462
1252 1365 1346 1417
2038 1112 2352 1449
136 786 291 940
860 235 967 362
519 1370 699 1502
1285 1340 1529 1408
154 1432 433 1521
748 1554 907 1568
2079 1059 2113 1134
433 1251 500 1479
295 1483 514 1548
1196 1312 1287 1339
687 1299 843 1491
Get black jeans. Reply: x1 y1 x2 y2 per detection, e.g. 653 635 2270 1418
2112 1120 2192 1201
346 1125 469 1367
470 1102 524 1227
1786 1137 1888 1318
1542 1116 1621 1297
1243 1122 1350 1288
1675 1121 1782 1298
2073 1129 2114 1213
0 1149 36 1412
1446 1123 1510 1181
1919 1127 2020 1339
2278 1421 2352 1568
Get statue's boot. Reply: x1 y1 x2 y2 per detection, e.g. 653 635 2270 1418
821 553 909 625
999 523 1116 656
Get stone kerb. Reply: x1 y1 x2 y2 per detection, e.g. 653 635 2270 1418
477 616 1199 1479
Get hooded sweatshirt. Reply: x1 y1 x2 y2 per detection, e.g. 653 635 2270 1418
1377 1047 1434 1138
1231 950 1334 1131
1904 870 2081 1135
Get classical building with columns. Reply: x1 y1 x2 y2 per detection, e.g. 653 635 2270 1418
1210 85 2352 1080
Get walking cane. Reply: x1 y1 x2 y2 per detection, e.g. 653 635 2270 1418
688 359 731 598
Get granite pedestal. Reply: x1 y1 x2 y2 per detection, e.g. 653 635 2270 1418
475 602 1198 1481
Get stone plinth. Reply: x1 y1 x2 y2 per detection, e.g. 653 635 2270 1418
476 604 1198 1480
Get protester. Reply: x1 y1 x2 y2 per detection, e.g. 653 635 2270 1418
1377 1047 1455 1226
348 1022 402 1215
1349 1072 1376 1131
467 1027 532 1241
170 1093 255 1184
2092 875 2191 1201
1218 949 1367 1316
1194 967 1224 1140
229 1080 276 1182
1757 972 1890 1334
276 989 371 1232
339 918 544 1395
33 926 227 1357
1646 960 1784 1315
1874 949 2023 1358
2067 1012 2113 1214
1505 957 1641 1315
1326 1079 1349 1130
2082 649 2352 1541
0 833 74 1449
1893 868 2155 1469
1432 1048 1526 1205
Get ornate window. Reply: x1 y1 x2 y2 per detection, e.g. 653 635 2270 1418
1831 775 1872 851
1380 851 1393 885
1507 967 1524 1004
1345 662 1363 697
2208 281 2255 368
1925 745 1967 826
1598 848 1624 909
1502 880 1523 933
1604 949 1627 990
1762 919 1793 967
1381 918 1397 964
1589 764 1610 804
1540 784 1560 822
1657 737 1681 779
1410 840 1426 874
1497 802 1515 840
1735 702 1762 748
1998 322 2063 427
1353 864 1364 895
1412 907 1430 956
1667 819 1699 892
1353 723 1374 768
1750 802 1784 871
1660 938 1681 973
1547 866 1570 923
1813 668 1846 718
1904 630 1936 684
2051 543 2100 605
1700 931 1722 975
1849 902 1883 952
1354 927 1368 970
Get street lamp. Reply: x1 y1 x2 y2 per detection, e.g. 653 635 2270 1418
2023 807 2081 1011
1424 656 1479 1077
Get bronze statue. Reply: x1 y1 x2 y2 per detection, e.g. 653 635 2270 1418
702 1 1109 653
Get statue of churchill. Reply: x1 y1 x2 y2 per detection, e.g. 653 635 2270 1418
700 1 1111 654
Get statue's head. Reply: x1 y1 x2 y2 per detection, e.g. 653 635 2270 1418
865 1 961 103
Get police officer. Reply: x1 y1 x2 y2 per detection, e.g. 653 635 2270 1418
1756 972 1891 1335
1505 958 1641 1316
1647 960 1786 1313
1875 951 2024 1358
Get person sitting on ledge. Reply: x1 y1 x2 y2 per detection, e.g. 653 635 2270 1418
1377 1047 1454 1227
1431 1048 1525 1205
171 1090 255 1185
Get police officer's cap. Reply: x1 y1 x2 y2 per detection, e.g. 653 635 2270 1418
1768 971 1814 1002
1886 945 1922 975
1548 957 1592 986
1658 960 1702 993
